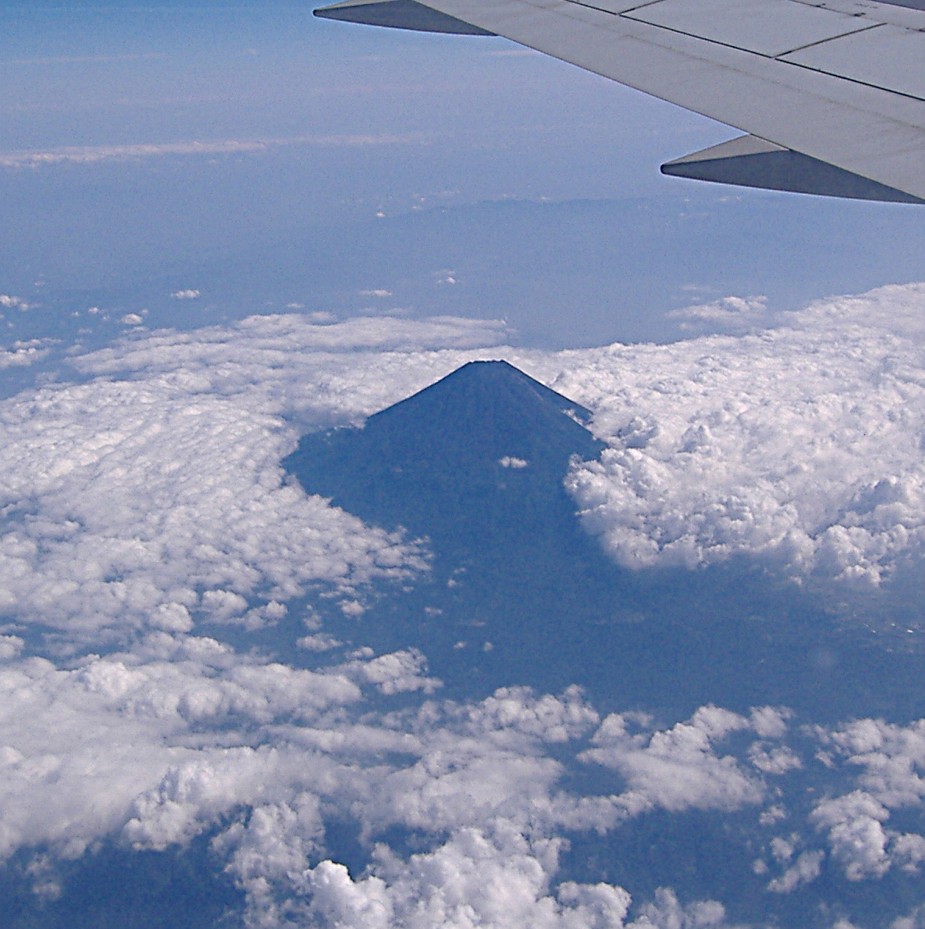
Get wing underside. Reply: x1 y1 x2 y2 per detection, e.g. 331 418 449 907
315 0 925 203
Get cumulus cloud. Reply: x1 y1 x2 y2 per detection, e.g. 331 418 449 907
748 743 802 776
0 311 638 924
806 717 925 882
0 631 448 861
627 887 732 928
581 705 765 815
0 294 31 311
893 906 925 929
0 340 49 368
0 628 749 929
49 312 522 653
171 289 201 300
333 648 441 695
464 685 599 744
0 606 916 929
297 632 343 652
553 283 925 588
223 755 740 929
766 849 824 893
28 281 925 596
500 456 529 469
72 313 512 431
811 791 891 880
0 637 354 860
299 825 713 929
0 366 426 646
819 717 925 808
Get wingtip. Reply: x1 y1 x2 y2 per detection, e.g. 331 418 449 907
662 135 925 204
312 0 495 33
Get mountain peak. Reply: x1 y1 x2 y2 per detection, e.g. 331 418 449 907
284 360 604 547
370 358 596 439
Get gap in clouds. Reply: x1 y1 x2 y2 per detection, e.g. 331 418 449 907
272 535 923 723
0 833 242 929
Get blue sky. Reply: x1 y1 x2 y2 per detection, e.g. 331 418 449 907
4 0 925 356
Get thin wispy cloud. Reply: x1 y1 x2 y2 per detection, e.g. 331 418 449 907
667 294 770 332
0 132 434 170
3 52 168 67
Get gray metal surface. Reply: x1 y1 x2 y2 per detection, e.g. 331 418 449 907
879 0 925 10
624 0 874 58
662 134 925 202
314 0 494 33
782 24 925 100
316 0 925 201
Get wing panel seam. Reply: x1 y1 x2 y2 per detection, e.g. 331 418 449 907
617 3 882 59
570 0 663 15
557 0 925 104
773 19 884 56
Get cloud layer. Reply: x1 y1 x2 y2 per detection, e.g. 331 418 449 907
550 284 925 588
1 287 925 926
0 374 424 646
72 284 925 598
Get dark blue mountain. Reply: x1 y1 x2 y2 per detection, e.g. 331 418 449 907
284 361 924 721
286 359 606 572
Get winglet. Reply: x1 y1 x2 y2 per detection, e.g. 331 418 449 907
661 135 924 204
314 0 495 35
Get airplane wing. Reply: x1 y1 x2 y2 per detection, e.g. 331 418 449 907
314 0 925 203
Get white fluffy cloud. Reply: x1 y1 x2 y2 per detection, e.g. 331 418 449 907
766 849 824 893
0 339 48 368
334 647 442 695
70 284 925 597
298 826 732 929
0 312 521 647
0 633 366 860
820 717 925 808
551 284 925 587
581 705 766 815
811 791 892 881
0 629 752 928
0 621 918 927
892 906 925 929
73 313 513 435
0 293 31 311
0 375 424 645
807 717 925 882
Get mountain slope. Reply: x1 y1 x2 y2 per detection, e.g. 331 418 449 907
283 361 923 720
286 359 606 560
